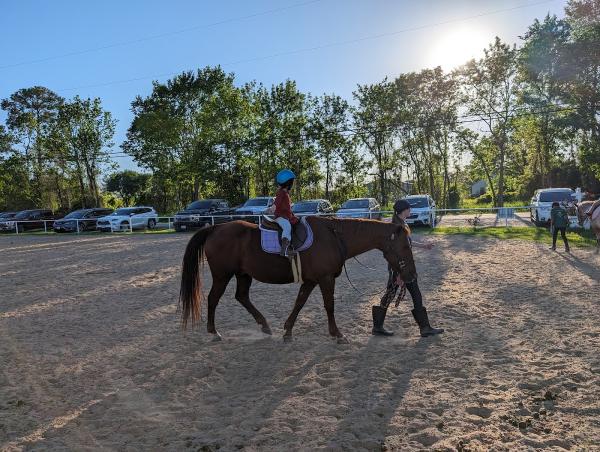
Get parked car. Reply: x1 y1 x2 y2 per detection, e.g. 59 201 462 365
96 207 158 232
292 199 334 216
0 209 55 233
234 197 275 223
0 212 17 220
53 208 114 233
0 212 17 232
336 198 382 219
404 194 436 227
174 199 233 232
530 188 575 226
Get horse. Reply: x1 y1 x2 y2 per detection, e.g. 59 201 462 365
576 201 600 253
179 216 417 343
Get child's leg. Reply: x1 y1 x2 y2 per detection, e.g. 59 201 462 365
274 217 292 240
552 227 558 249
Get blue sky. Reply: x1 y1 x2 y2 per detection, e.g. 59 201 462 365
1 0 567 171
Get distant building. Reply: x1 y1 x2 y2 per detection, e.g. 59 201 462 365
471 180 487 197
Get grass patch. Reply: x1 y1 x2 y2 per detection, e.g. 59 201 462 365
416 226 597 248
459 199 529 209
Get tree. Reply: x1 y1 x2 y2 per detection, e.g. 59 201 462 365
353 80 398 206
310 94 352 199
460 38 520 206
518 15 571 188
1 86 64 204
105 170 151 206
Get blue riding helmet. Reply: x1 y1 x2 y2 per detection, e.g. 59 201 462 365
276 169 296 185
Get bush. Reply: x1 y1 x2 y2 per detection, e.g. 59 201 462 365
447 188 460 209
475 193 493 204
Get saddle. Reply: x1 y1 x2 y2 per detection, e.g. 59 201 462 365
259 216 314 254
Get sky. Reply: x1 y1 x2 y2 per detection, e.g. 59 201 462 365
1 0 569 172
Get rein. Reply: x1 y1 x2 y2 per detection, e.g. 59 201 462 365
331 225 389 298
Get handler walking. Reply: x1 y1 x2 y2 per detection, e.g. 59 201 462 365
550 201 570 252
372 199 444 338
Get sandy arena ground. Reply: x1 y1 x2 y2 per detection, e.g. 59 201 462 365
1 232 599 451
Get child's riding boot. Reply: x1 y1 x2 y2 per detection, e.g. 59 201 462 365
280 238 291 257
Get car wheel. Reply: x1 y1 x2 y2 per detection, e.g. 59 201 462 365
147 219 156 229
17 224 24 233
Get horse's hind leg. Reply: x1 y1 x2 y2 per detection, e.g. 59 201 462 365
319 276 348 344
283 281 316 341
207 275 232 341
235 274 272 335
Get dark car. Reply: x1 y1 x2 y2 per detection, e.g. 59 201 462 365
0 209 55 233
292 199 334 216
53 208 114 233
173 199 233 232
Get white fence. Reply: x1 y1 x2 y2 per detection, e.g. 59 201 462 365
1 205 580 235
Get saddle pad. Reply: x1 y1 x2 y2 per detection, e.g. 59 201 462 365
260 217 314 254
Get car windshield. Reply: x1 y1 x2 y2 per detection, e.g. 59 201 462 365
0 213 15 219
244 198 269 207
407 198 428 208
293 202 318 213
64 210 89 219
539 191 573 202
186 200 213 210
341 200 369 209
112 208 137 216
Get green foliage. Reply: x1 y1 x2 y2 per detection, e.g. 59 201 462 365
105 170 151 206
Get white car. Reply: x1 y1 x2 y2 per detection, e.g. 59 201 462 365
336 198 382 219
234 197 275 223
530 188 574 226
96 207 158 232
404 195 436 227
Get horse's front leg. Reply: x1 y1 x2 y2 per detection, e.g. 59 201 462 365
283 281 316 342
319 275 348 344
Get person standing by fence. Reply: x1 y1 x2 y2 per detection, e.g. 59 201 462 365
550 201 570 253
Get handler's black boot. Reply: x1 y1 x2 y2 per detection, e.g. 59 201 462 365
372 306 394 336
412 307 444 337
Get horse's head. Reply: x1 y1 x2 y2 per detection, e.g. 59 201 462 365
383 224 417 284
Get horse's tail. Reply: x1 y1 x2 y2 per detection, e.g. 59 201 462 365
179 226 215 329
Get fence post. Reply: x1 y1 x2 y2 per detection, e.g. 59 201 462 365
44 221 48 233
211 216 215 226
76 219 80 234
15 221 18 235
130 218 133 233
168 217 172 230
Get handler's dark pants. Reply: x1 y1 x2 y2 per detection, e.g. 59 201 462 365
380 270 423 311
552 227 569 249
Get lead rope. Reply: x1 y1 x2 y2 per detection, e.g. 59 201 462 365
332 226 389 298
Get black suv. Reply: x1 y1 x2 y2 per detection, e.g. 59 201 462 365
0 209 55 233
173 199 233 232
53 208 114 232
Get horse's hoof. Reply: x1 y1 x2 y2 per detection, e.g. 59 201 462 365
211 333 222 342
337 336 349 344
262 325 273 335
283 334 293 342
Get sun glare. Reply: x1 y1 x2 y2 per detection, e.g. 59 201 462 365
427 27 490 71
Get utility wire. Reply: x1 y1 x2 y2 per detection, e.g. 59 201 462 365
54 0 559 92
0 0 326 70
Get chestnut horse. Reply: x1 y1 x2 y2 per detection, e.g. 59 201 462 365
179 217 417 343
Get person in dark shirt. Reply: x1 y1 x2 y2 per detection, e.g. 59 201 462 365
372 199 444 338
550 201 570 252
274 169 298 257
